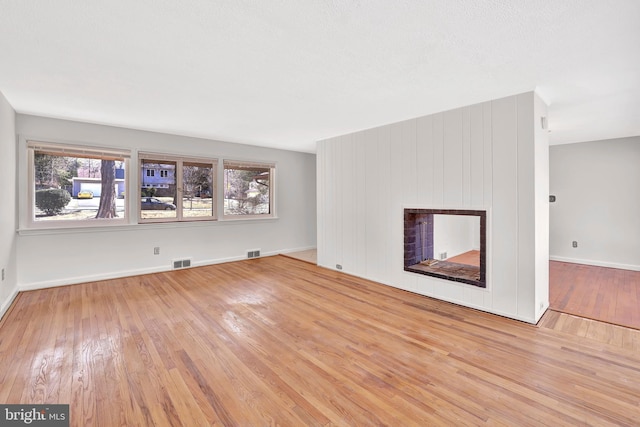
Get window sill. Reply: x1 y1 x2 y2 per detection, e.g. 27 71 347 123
17 216 279 236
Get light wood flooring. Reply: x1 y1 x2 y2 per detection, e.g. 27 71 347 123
550 261 640 330
539 309 640 351
284 251 639 330
1 255 639 426
282 249 317 264
446 249 480 267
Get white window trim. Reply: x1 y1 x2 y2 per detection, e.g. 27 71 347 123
138 152 218 224
26 140 130 230
222 159 276 220
20 138 279 231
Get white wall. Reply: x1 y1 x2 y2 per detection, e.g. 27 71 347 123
533 94 550 314
317 92 549 323
433 215 477 260
16 115 317 290
0 91 18 319
550 136 640 270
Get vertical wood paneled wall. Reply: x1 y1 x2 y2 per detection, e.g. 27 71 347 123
317 92 549 323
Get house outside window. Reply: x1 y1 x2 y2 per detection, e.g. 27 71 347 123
27 140 129 227
25 143 277 228
139 153 217 223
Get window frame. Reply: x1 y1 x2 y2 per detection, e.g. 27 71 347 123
22 140 278 231
222 159 276 220
26 140 130 229
138 152 218 224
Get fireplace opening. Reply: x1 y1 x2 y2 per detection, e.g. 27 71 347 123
404 209 486 288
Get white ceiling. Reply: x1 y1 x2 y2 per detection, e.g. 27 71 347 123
1 1 638 153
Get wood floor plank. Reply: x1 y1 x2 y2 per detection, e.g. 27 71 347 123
446 249 480 266
550 261 640 329
1 255 639 426
538 310 640 351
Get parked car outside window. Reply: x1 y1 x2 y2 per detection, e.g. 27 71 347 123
141 197 176 210
77 190 94 199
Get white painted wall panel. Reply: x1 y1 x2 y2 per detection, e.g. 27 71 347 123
320 138 336 268
464 285 486 309
534 95 550 318
433 114 445 206
316 142 326 267
401 120 418 206
470 104 484 208
354 132 368 275
462 108 472 207
416 115 434 206
482 102 493 208
443 109 464 206
378 126 393 286
489 96 519 315
516 92 537 321
340 135 356 274
0 91 18 318
317 92 548 323
364 129 381 280
482 102 494 312
335 137 344 268
388 122 407 289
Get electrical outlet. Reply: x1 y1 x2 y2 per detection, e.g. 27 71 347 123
572 241 578 248
336 264 343 270
154 247 160 255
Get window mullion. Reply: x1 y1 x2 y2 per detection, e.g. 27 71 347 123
176 160 184 221
139 153 220 223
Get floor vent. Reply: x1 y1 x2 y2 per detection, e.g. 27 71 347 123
247 250 261 259
172 259 192 269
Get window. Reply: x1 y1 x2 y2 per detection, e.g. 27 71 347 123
146 169 155 177
139 153 216 223
223 160 275 218
27 141 129 227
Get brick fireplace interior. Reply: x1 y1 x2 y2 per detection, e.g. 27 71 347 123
404 208 486 288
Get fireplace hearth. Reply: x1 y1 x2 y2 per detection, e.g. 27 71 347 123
404 208 486 288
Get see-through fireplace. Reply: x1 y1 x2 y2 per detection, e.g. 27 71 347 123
404 208 486 288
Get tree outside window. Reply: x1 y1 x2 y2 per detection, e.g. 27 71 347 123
223 161 274 217
29 141 128 225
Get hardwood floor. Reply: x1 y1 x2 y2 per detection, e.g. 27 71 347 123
282 249 317 264
538 310 640 352
550 261 640 330
1 256 639 426
446 249 480 266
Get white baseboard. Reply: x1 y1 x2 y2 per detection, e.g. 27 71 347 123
0 286 19 322
549 256 640 272
319 261 540 325
278 246 317 255
17 248 316 293
19 265 171 292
